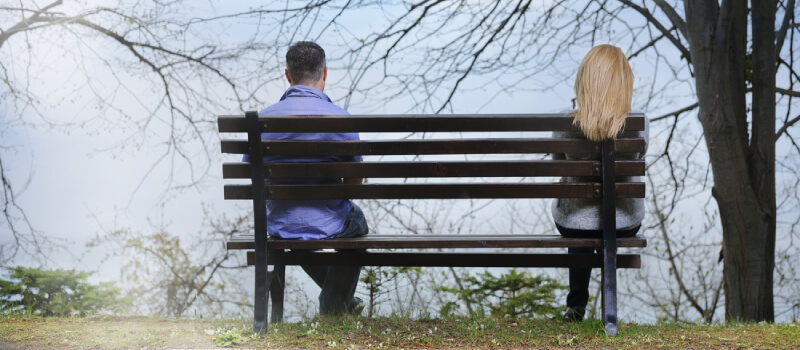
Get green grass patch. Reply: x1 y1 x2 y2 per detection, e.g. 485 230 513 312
1 315 798 349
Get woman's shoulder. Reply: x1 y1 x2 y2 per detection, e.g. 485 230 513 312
552 110 582 138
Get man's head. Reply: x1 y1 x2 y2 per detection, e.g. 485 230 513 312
285 41 327 90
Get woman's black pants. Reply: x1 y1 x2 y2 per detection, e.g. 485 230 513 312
556 224 640 309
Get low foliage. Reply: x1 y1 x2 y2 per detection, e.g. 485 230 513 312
212 326 251 347
359 266 416 317
0 266 129 316
86 212 251 318
438 269 567 318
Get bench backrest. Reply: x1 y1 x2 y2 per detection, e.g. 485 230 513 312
219 113 646 204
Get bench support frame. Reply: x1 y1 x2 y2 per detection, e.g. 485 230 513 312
248 111 269 333
601 139 618 335
227 113 642 336
250 140 623 335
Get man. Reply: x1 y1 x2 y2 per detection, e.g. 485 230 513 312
244 41 368 315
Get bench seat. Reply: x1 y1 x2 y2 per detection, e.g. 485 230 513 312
229 235 647 268
227 234 647 250
245 251 643 268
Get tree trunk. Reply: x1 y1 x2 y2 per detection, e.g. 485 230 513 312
684 0 775 321
747 0 777 322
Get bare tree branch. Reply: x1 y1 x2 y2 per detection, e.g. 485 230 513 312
652 102 699 122
776 0 796 56
618 0 692 64
0 0 64 48
653 0 687 39
628 32 665 60
777 114 800 140
777 87 800 98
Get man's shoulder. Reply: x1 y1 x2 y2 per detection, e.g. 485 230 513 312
259 99 350 116
325 104 350 115
258 101 290 115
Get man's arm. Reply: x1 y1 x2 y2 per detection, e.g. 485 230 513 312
343 178 363 184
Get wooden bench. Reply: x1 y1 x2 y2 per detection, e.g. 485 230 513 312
218 112 647 335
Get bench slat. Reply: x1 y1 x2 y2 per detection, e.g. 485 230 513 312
244 251 642 268
218 113 646 133
227 234 647 249
222 160 645 179
223 182 645 200
220 138 646 155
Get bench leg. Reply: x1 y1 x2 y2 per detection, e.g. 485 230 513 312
246 110 270 333
600 140 618 336
270 262 286 323
254 264 271 333
253 235 270 333
602 245 618 336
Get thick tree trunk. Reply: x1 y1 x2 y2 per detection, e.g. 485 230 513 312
748 0 777 322
684 0 775 321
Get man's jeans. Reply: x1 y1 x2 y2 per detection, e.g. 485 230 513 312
300 205 369 315
556 224 640 309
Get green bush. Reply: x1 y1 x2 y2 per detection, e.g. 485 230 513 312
213 327 251 347
438 269 567 319
0 266 130 316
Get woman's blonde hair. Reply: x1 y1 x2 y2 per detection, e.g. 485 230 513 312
573 44 633 141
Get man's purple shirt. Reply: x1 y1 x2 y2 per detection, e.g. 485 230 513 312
243 85 361 240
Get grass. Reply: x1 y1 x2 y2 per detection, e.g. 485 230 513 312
1 314 798 349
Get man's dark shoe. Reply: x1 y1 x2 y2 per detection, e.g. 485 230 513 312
563 306 586 322
347 297 366 316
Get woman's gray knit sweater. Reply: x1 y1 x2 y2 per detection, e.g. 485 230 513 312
551 115 649 231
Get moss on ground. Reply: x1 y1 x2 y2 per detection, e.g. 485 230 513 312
1 314 798 349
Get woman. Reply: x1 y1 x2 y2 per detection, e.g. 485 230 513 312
551 44 648 321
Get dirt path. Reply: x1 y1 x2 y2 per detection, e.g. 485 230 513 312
0 341 23 350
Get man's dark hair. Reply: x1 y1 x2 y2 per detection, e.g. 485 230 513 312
286 41 326 84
